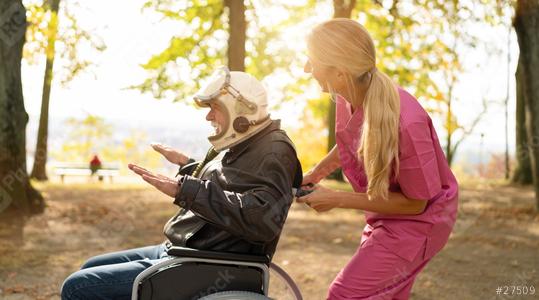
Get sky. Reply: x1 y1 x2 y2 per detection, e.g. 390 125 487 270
21 0 519 166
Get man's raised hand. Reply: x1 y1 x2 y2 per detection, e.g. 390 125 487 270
151 142 190 166
128 163 180 198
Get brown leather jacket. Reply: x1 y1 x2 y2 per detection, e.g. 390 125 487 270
163 120 302 259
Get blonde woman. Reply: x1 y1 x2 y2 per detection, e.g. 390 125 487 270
297 19 458 299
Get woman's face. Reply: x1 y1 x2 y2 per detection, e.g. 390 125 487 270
304 56 343 94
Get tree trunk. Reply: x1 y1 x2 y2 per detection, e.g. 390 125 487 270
445 96 454 166
514 0 539 210
226 0 246 71
512 63 533 184
333 0 356 18
30 0 60 181
327 0 356 181
0 0 44 215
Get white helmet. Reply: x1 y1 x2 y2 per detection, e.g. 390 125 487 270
194 67 272 152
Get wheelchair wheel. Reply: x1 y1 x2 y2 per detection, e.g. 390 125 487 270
198 290 271 299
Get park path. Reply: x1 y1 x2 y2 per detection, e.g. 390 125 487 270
0 182 537 299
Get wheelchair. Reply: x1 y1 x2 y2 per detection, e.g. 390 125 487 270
131 158 307 299
131 246 303 300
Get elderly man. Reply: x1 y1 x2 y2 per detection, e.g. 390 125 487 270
61 67 301 300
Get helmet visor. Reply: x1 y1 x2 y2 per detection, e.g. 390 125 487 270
193 67 230 107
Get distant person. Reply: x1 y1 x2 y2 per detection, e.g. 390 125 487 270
89 154 102 175
296 19 458 299
60 67 302 299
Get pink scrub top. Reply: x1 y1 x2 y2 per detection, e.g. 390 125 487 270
335 88 458 262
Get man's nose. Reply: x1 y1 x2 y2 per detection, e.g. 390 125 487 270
206 109 214 121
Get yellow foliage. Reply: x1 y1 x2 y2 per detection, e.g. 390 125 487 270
287 98 329 171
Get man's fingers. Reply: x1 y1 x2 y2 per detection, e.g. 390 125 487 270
142 175 178 198
135 169 159 182
151 142 163 149
151 143 185 166
129 164 153 176
130 166 148 176
151 142 166 154
130 165 163 184
156 173 169 180
129 164 170 186
128 163 148 172
142 174 161 187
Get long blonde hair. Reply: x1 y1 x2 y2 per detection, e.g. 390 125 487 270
307 18 400 200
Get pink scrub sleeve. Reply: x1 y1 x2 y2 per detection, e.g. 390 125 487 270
397 120 442 201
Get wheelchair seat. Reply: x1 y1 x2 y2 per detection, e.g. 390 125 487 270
132 247 271 300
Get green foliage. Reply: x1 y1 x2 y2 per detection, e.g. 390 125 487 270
345 0 511 160
245 1 315 79
135 0 513 165
24 0 106 86
133 0 317 102
366 0 512 160
308 94 331 120
134 0 226 101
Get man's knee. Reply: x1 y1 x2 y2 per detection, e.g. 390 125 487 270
79 251 118 269
80 256 100 269
61 270 88 300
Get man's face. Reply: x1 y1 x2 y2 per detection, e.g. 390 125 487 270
205 102 227 135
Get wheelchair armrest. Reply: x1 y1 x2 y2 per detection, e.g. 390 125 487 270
166 246 270 264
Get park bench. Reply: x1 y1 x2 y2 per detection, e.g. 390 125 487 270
53 162 121 183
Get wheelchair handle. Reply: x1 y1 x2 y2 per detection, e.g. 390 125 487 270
293 188 313 198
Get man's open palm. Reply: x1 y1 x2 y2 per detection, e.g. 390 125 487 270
151 143 189 166
128 163 179 198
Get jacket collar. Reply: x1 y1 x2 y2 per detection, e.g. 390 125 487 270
224 119 281 164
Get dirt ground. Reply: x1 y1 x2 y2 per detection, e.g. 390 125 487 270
0 181 538 300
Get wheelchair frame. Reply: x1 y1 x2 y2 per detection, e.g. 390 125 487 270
131 246 303 300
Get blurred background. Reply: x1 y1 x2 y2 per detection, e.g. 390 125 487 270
20 0 520 179
1 0 537 299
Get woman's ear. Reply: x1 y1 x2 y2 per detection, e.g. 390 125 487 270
336 69 345 81
333 69 348 89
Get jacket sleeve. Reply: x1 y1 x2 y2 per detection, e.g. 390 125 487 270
174 143 297 243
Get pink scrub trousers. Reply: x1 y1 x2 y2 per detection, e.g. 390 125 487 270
327 89 459 299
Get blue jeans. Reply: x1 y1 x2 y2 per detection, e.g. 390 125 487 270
61 243 169 300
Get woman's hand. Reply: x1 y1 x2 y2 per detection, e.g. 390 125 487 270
296 185 341 213
151 142 190 166
302 169 323 186
128 163 180 197
302 145 341 186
